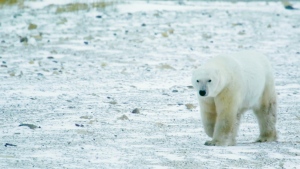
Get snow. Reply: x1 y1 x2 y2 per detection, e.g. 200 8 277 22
1 0 300 168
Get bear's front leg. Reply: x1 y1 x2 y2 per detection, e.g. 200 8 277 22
204 99 239 146
200 100 217 138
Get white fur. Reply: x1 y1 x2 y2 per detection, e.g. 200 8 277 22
192 51 277 146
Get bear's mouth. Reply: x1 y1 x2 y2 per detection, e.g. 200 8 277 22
199 90 207 96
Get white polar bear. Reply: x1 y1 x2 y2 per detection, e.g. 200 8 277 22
192 51 277 146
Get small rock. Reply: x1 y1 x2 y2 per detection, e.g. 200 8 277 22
75 124 84 127
28 23 37 30
156 64 175 70
19 123 40 129
9 71 15 77
187 86 194 89
47 56 54 59
80 116 93 119
168 28 174 34
13 13 22 18
185 104 196 110
109 101 117 105
4 143 17 147
96 15 102 18
238 30 246 35
117 115 129 120
161 32 168 37
156 122 165 127
172 90 178 93
141 23 146 27
232 23 243 27
132 108 140 114
84 41 88 45
20 37 28 43
202 33 212 40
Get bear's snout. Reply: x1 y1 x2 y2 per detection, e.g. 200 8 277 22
199 90 207 96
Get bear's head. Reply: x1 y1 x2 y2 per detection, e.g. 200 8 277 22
192 68 223 98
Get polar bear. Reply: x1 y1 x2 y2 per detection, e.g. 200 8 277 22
192 51 277 146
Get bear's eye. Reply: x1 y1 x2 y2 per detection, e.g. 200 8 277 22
196 80 199 83
208 79 212 83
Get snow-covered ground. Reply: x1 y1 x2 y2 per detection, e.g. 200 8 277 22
0 0 300 168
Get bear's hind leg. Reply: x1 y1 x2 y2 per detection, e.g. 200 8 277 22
254 87 277 142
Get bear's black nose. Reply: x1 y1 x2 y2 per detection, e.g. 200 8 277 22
199 90 206 96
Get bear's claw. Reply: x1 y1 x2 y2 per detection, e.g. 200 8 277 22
204 140 218 146
204 141 215 146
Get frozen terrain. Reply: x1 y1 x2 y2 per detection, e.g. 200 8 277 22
0 0 300 168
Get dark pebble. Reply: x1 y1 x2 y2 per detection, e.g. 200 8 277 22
20 37 28 43
75 124 84 127
1 40 5 43
5 143 17 147
47 56 54 59
285 5 295 10
132 108 140 114
141 23 146 27
84 41 88 45
187 86 194 89
172 90 178 93
96 15 102 18
13 13 22 18
19 123 40 129
1 65 7 68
